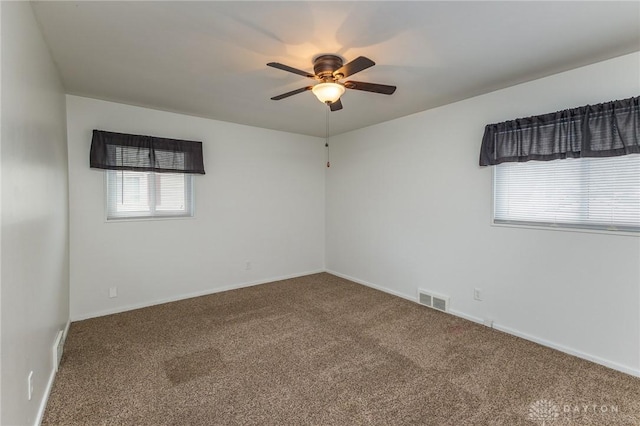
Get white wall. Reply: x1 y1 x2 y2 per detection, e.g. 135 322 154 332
1 2 70 425
66 96 325 320
326 52 640 376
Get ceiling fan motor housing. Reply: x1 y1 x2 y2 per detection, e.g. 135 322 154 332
313 55 344 80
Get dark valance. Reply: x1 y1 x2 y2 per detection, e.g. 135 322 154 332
479 96 639 166
90 130 205 174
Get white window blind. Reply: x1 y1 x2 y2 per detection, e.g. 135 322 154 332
106 170 193 220
494 155 640 232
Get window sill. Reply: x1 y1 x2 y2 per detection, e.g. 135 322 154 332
491 220 639 237
105 214 195 223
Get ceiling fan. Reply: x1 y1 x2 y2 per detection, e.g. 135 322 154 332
267 55 396 111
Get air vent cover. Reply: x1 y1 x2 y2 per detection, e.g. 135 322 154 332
53 330 64 371
417 289 449 312
419 293 432 306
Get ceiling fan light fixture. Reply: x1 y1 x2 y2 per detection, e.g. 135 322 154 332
312 82 345 104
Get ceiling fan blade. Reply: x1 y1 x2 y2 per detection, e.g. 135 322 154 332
267 62 315 79
345 81 396 95
270 86 313 100
334 56 375 78
329 98 343 112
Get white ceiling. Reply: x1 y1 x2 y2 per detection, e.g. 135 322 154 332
32 1 639 137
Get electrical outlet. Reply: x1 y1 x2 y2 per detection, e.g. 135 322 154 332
109 287 117 298
473 288 482 301
27 371 33 400
245 261 251 270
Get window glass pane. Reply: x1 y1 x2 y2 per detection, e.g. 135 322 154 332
106 171 193 220
114 171 150 213
156 173 186 212
494 155 640 232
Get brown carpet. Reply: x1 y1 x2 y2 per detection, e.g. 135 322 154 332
43 273 640 425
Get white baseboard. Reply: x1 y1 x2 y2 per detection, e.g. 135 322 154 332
325 270 640 378
448 308 485 325
326 269 418 303
35 318 71 426
35 367 56 426
71 269 326 322
492 323 640 378
63 319 70 341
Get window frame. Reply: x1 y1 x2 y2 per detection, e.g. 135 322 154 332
104 170 195 222
490 158 640 237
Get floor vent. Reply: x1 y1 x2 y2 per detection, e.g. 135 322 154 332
53 330 64 372
418 289 449 312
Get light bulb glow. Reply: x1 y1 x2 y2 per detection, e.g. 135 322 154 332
312 82 345 104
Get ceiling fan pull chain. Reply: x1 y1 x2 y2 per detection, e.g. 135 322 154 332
326 107 330 168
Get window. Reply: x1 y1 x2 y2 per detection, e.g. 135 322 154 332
494 155 640 232
90 129 205 221
481 96 639 233
106 171 194 220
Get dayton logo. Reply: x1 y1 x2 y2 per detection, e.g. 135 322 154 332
528 399 560 425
